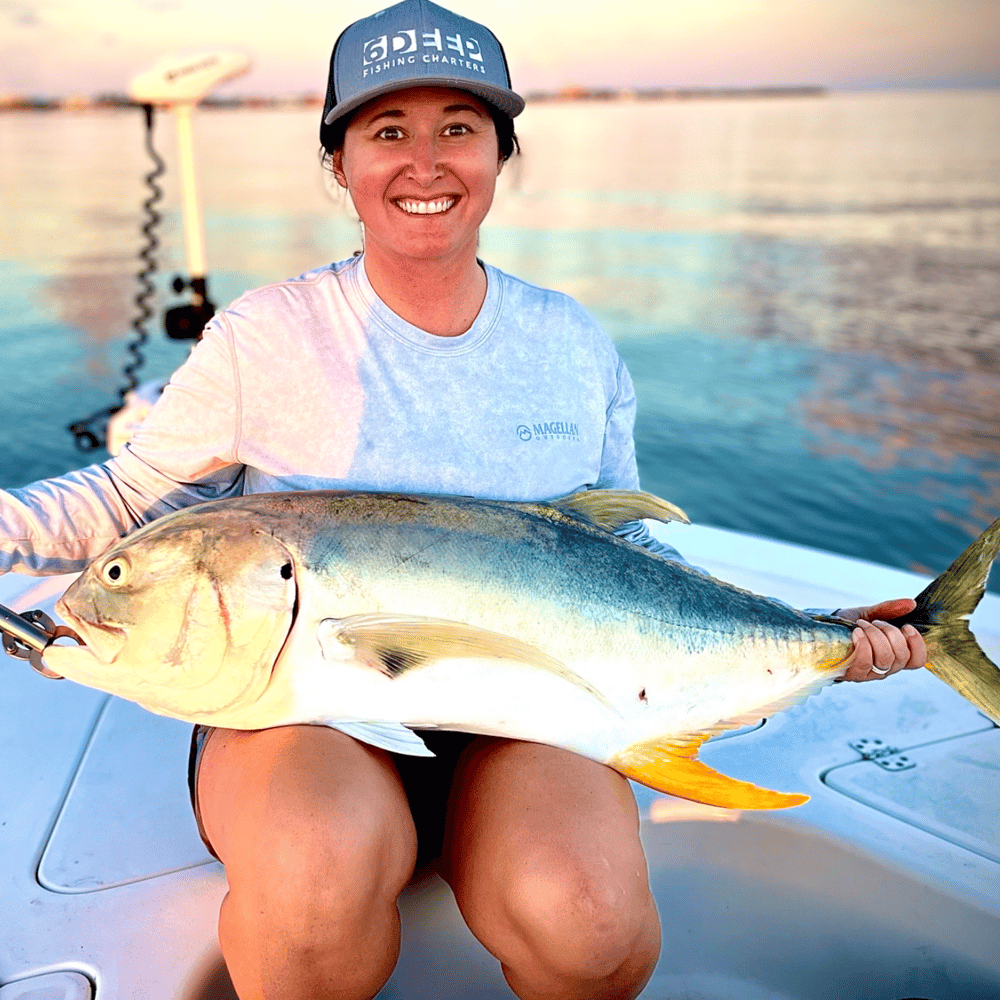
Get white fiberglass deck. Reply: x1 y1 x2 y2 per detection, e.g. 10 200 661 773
1 522 998 1000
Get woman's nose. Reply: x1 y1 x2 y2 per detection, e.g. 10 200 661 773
405 134 445 185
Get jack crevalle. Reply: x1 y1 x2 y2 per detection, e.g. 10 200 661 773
45 489 1000 810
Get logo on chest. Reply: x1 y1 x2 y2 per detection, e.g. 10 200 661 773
516 420 581 443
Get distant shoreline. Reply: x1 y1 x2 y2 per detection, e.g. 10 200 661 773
1 85 828 112
4 83 995 113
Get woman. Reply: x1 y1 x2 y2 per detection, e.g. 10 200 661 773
0 2 925 997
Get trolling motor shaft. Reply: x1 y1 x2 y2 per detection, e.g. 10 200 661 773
0 602 80 678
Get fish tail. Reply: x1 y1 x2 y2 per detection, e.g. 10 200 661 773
891 517 1000 724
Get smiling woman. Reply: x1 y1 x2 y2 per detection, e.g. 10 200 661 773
327 86 507 335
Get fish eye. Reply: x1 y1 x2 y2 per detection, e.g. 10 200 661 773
101 556 130 588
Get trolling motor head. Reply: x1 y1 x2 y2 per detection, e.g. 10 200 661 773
129 52 252 106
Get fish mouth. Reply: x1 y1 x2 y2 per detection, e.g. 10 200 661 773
55 604 126 663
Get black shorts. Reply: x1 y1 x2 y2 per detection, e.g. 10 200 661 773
187 725 479 870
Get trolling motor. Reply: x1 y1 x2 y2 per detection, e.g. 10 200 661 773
68 51 251 453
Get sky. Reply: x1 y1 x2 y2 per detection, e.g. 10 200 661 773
1 0 998 99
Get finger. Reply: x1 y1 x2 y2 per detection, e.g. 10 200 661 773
858 598 916 623
842 627 874 682
855 620 897 676
870 620 911 669
901 623 927 670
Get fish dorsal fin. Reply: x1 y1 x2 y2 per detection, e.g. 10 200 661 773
318 613 615 711
609 734 808 810
550 489 689 532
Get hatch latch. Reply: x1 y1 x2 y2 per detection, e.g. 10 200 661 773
848 737 917 772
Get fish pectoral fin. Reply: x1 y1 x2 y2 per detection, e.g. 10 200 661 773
550 489 690 532
319 613 615 711
319 720 436 757
609 735 808 810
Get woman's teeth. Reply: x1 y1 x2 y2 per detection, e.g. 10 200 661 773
397 198 455 215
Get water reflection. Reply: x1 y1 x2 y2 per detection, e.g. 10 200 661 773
42 270 135 380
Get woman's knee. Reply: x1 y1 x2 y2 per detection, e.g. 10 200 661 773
502 850 660 982
445 740 659 985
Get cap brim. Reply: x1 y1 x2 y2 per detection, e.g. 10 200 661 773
324 76 524 127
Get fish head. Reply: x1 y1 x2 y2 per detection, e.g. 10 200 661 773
49 509 297 723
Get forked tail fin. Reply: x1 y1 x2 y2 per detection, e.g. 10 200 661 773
890 517 1000 723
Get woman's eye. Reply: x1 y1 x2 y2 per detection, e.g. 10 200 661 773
444 123 471 137
376 126 404 140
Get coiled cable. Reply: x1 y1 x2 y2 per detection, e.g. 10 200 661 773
67 102 163 451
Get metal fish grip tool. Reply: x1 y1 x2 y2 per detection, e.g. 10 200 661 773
0 602 82 678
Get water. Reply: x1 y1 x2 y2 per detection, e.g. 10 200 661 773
2 90 998 589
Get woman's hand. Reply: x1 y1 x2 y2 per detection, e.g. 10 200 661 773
837 598 927 682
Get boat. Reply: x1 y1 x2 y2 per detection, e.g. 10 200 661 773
1 57 998 1000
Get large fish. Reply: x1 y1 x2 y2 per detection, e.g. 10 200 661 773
42 489 1000 810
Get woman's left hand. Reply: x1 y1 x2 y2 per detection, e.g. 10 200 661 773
837 598 927 682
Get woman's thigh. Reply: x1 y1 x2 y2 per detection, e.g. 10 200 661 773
440 738 660 992
196 725 418 897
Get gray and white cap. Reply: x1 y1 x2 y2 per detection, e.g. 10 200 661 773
321 0 524 141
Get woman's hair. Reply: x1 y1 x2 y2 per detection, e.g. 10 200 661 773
320 95 520 166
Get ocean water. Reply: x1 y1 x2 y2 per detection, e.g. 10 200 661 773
1 90 998 590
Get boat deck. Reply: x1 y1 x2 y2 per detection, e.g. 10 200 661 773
1 522 998 1000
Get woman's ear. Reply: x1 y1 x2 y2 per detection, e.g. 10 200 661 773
330 150 349 189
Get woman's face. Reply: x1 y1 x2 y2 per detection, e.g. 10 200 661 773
331 86 504 268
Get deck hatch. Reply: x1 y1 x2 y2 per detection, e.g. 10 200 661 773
38 697 215 893
824 728 1000 864
0 972 92 999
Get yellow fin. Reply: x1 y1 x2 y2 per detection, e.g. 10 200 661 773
609 735 808 810
550 489 689 532
320 613 616 712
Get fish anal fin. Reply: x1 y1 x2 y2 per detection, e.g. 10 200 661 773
551 489 689 532
319 613 616 711
609 735 808 810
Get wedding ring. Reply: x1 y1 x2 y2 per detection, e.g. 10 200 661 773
870 664 891 676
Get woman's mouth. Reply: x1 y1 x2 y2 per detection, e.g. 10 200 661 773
394 197 456 216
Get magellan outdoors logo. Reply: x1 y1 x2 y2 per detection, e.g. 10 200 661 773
362 28 486 79
517 421 580 442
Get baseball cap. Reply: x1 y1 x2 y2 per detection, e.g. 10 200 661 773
321 0 524 143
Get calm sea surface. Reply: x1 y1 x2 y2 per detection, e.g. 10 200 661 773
2 90 999 588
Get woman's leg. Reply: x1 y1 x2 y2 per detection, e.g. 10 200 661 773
441 738 661 1000
196 725 418 1000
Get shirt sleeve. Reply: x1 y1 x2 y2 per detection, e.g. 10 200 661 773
0 315 246 575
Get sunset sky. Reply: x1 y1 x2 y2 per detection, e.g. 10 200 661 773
2 0 998 98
